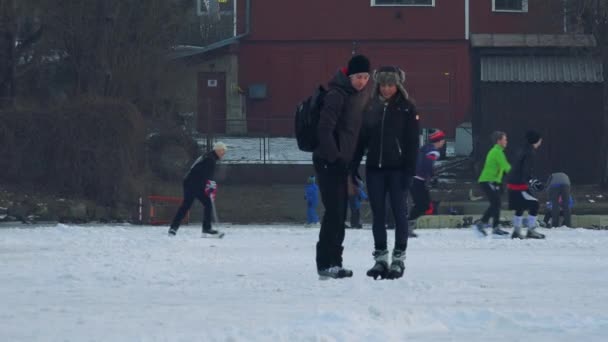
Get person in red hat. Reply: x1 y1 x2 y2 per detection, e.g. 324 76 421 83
408 129 446 236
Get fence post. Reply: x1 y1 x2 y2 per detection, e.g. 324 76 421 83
263 136 266 164
138 196 143 224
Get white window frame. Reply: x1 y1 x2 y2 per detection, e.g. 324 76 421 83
492 0 528 13
371 0 435 7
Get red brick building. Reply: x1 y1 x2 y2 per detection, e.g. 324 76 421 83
178 0 566 137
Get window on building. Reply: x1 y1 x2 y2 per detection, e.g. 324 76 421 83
372 0 434 6
493 0 528 12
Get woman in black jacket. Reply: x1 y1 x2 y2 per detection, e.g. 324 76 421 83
350 66 420 280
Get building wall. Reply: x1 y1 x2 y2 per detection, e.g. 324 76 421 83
478 82 602 184
245 0 466 41
226 0 567 136
239 41 472 136
171 53 245 134
470 0 564 34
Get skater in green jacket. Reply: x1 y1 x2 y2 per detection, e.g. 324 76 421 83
474 131 512 237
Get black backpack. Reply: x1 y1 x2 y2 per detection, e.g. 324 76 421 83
294 85 327 152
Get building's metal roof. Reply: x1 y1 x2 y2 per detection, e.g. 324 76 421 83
471 34 596 48
481 56 604 83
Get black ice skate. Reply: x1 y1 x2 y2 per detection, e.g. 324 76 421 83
318 266 353 280
473 222 487 237
168 226 178 236
202 228 225 239
526 229 546 239
492 227 510 238
387 249 406 280
511 227 525 240
366 250 389 280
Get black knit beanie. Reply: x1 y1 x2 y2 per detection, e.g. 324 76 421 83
347 55 371 76
526 130 541 145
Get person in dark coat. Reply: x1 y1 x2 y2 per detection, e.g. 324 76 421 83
507 130 545 239
543 172 573 227
348 179 368 229
350 65 420 280
305 176 320 226
313 54 372 279
408 129 446 237
168 142 226 237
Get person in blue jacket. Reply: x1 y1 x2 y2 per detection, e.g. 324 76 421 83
305 176 320 226
348 179 368 229
543 194 574 228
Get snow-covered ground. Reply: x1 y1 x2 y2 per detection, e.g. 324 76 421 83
1 225 607 341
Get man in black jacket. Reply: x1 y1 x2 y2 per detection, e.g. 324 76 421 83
313 54 371 279
168 142 226 237
507 131 545 239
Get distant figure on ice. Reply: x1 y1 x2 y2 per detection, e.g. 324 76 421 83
350 65 419 280
543 172 573 227
168 142 227 238
313 54 371 279
348 178 368 229
507 130 546 239
475 131 511 237
408 129 446 237
305 176 320 227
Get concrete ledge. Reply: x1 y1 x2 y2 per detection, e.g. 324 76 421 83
415 215 608 229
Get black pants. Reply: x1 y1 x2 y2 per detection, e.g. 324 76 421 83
366 168 410 251
480 182 502 228
314 158 348 271
509 190 539 216
409 178 430 221
170 181 212 232
548 185 571 227
384 194 395 228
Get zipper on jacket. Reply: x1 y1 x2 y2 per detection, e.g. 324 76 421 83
395 138 402 156
379 103 388 168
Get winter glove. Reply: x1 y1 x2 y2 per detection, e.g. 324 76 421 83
528 178 545 193
205 180 218 200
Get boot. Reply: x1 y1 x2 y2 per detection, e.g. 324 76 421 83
318 266 353 280
511 226 525 239
202 228 225 238
168 226 178 236
492 227 510 237
387 249 406 279
366 249 389 280
473 222 487 237
526 228 546 239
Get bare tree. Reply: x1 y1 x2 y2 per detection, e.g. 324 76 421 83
36 0 190 105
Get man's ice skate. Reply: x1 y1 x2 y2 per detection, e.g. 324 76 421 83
492 227 509 238
366 249 389 280
526 228 546 239
318 266 353 280
511 227 525 239
202 228 225 239
473 222 487 237
387 249 406 279
168 227 178 236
